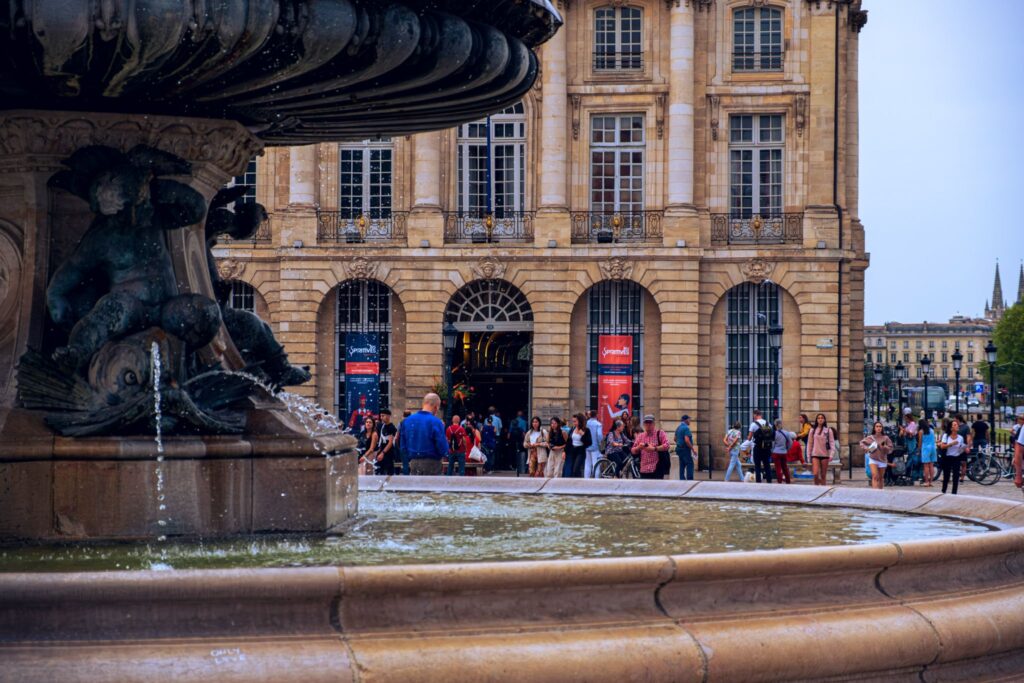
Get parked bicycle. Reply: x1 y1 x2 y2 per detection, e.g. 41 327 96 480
969 445 1015 486
594 451 641 479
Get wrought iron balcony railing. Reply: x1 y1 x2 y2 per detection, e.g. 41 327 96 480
710 213 803 245
443 211 535 244
593 51 643 71
732 50 784 72
570 211 663 244
316 210 408 243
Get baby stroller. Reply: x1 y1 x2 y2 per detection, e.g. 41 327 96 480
885 446 914 486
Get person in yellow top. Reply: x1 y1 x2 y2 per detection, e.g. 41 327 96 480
796 414 812 464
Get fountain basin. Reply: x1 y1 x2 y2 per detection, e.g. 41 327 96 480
2 479 1024 681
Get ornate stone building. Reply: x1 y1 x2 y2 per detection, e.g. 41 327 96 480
214 0 869 464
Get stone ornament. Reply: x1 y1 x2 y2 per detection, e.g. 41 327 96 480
346 256 380 281
795 94 808 137
742 258 775 284
599 256 633 281
217 258 245 281
571 95 582 141
472 256 507 281
0 224 23 404
708 95 721 141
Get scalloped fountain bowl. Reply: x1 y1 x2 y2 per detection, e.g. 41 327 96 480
3 479 1024 682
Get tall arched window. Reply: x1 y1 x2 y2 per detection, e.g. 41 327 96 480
725 282 781 428
336 280 392 418
587 280 644 414
733 6 783 72
594 6 643 71
230 157 257 203
456 103 526 216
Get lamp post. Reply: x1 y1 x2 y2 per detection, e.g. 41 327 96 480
895 360 906 420
873 365 883 423
951 349 963 415
985 340 997 431
921 355 932 420
768 324 783 422
442 321 459 422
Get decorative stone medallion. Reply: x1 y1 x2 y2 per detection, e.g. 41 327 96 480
217 258 245 281
472 256 507 281
742 258 775 284
599 256 632 281
346 256 379 281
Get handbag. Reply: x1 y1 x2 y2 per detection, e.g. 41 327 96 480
468 445 487 463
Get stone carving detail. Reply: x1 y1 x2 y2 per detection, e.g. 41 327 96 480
16 145 291 437
742 258 775 285
571 95 582 141
794 94 808 137
346 256 379 281
665 0 714 8
600 257 633 281
472 256 507 281
0 113 261 178
217 258 245 281
708 95 721 141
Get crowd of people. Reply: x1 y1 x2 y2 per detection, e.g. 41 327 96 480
356 393 1024 495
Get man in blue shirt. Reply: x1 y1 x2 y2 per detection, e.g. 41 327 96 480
675 415 695 480
397 393 449 475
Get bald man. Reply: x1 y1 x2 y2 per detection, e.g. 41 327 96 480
397 393 449 475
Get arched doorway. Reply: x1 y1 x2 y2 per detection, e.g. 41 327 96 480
315 279 405 426
222 280 269 320
444 279 533 425
723 281 782 427
569 280 660 429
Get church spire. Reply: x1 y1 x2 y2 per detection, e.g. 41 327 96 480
992 262 1005 313
1018 262 1023 304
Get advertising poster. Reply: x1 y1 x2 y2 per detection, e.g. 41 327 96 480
344 332 380 429
598 334 633 433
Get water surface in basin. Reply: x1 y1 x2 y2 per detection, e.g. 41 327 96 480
0 491 988 571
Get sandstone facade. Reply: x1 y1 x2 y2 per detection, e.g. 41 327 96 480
214 0 869 466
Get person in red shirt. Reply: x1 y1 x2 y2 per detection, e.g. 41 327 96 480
445 415 469 476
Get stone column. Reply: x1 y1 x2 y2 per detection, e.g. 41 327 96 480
534 26 570 247
279 143 319 248
663 0 699 247
407 132 444 248
804 4 840 248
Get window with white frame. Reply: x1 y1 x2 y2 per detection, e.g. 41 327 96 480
456 103 526 215
339 139 393 218
733 6 783 72
227 281 255 313
729 114 783 218
229 158 257 204
594 6 643 70
590 114 645 214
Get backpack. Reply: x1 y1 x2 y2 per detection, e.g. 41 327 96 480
755 421 775 451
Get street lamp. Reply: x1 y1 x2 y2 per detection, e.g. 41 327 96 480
951 349 963 415
921 355 932 420
985 340 997 430
895 361 906 420
768 324 783 422
442 321 459 421
873 365 883 423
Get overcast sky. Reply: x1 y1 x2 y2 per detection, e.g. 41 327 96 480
860 0 1023 325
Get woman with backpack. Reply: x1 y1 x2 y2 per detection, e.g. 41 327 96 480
808 413 834 486
722 421 744 483
545 417 567 478
524 416 548 477
748 409 774 484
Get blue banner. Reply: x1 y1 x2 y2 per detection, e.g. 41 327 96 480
345 332 380 429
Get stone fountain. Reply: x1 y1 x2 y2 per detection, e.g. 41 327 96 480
0 0 561 542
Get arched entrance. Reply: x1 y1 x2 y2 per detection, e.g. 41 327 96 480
444 279 533 426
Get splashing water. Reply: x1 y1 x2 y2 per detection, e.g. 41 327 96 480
151 341 167 540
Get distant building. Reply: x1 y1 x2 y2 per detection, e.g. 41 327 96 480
864 319 992 386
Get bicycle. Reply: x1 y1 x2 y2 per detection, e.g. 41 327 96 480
968 445 1015 486
594 451 640 479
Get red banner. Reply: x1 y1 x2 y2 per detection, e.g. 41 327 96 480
344 361 380 375
598 335 633 433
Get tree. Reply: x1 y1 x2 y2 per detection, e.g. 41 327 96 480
979 303 1024 402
